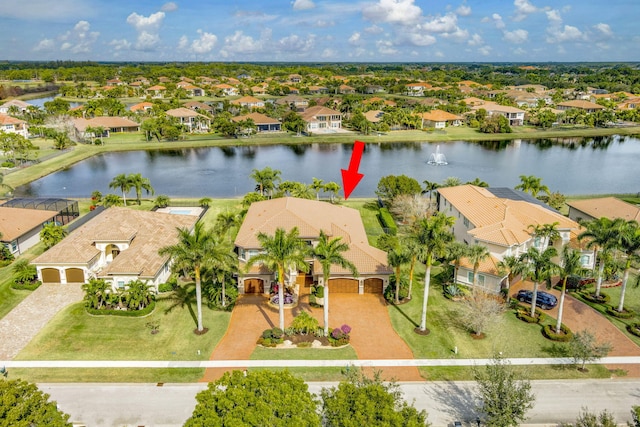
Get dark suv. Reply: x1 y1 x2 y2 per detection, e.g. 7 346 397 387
516 289 557 310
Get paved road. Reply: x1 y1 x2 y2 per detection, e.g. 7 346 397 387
41 379 640 427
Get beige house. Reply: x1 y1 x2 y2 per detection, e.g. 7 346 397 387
165 107 211 132
235 197 391 295
417 109 463 129
300 106 342 133
437 185 588 292
567 197 640 223
72 117 140 139
230 96 265 109
0 207 58 255
0 113 29 137
557 100 605 113
32 208 198 291
0 99 33 114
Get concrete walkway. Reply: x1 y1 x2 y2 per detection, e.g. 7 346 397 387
0 283 84 360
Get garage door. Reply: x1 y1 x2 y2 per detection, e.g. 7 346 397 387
364 278 383 293
65 268 85 283
244 278 264 294
41 268 61 284
328 278 359 293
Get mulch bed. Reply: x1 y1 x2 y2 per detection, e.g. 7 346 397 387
285 334 331 346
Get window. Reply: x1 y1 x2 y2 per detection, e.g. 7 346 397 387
467 272 474 283
463 217 469 227
11 240 18 253
478 275 485 286
580 255 590 266
117 281 125 289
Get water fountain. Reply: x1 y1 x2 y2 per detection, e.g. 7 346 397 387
427 145 448 165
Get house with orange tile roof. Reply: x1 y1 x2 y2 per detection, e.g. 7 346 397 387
183 101 214 114
235 197 391 295
437 185 588 292
405 82 432 96
307 85 328 94
567 197 640 223
165 107 211 132
339 84 356 94
129 102 153 113
230 95 264 109
275 94 309 110
72 117 140 139
231 112 281 132
176 82 206 97
32 208 199 290
213 83 238 97
481 104 526 126
0 113 28 137
557 100 605 113
145 85 166 99
0 99 33 114
300 105 342 133
416 109 463 129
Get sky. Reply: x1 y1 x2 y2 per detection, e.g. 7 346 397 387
0 0 637 62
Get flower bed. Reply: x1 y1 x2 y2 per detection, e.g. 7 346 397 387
257 323 352 348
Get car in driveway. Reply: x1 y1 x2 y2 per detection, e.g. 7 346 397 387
516 289 558 310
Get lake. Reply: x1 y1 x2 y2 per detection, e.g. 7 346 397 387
15 135 640 198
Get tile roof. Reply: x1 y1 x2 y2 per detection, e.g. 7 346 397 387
300 106 341 122
567 197 640 222
417 109 462 122
165 107 208 118
236 197 390 275
231 112 279 125
0 114 26 126
33 208 198 278
231 96 263 105
130 102 153 111
0 99 32 109
0 207 58 241
438 185 579 246
459 254 503 277
557 100 604 110
72 117 139 132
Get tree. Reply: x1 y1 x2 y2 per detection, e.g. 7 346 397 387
158 222 218 333
556 246 586 333
519 246 559 317
323 181 341 203
446 241 469 285
529 222 560 250
250 166 282 197
466 177 489 187
411 213 455 332
515 175 550 198
82 278 109 310
467 243 490 288
52 131 72 150
389 194 430 226
0 378 72 426
109 173 132 206
460 288 505 337
496 255 524 292
246 227 309 331
578 217 624 298
311 177 324 200
376 174 422 205
154 195 171 208
473 355 535 427
615 220 640 312
122 279 154 310
127 173 154 205
422 180 440 204
11 258 37 285
387 243 410 305
568 330 612 371
185 370 320 427
40 223 67 249
479 115 512 134
440 176 462 188
102 194 123 207
321 369 429 427
313 230 358 334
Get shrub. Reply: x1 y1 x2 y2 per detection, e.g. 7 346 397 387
606 306 635 319
11 280 41 291
443 284 463 300
377 207 398 235
296 341 312 348
542 324 573 342
384 275 409 303
291 311 319 335
627 323 640 337
314 285 324 298
158 281 177 293
1 160 15 168
515 306 546 324
329 327 350 347
581 291 610 304
340 324 351 335
86 300 156 317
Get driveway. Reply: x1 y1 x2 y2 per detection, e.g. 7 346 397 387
202 288 422 382
0 283 84 360
510 281 640 375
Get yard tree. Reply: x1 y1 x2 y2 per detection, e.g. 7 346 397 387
185 370 320 427
422 179 440 204
323 181 341 203
313 230 358 334
519 246 560 317
389 194 430 226
578 217 624 298
496 255 524 291
250 166 282 197
40 223 67 249
376 174 422 205
515 175 550 199
109 173 132 205
387 242 409 304
447 241 469 285
529 222 560 251
246 227 309 331
460 287 505 338
467 243 490 288
473 355 535 427
102 194 123 207
411 212 455 333
568 330 612 371
158 222 218 333
440 176 462 188
127 173 154 205
0 378 71 427
614 220 640 313
403 235 422 300
321 369 429 427
556 246 587 334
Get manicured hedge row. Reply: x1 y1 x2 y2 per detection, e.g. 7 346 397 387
11 281 42 291
542 324 573 342
606 305 635 319
378 207 398 235
580 291 610 304
627 323 640 337
85 300 156 317
514 305 547 324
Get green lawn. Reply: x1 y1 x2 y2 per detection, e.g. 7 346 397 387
0 244 47 320
10 368 206 383
342 199 385 246
15 300 230 361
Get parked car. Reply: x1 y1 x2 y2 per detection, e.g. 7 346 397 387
516 289 558 310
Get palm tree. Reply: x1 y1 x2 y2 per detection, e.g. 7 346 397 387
313 230 358 334
250 167 281 197
529 222 560 251
411 213 455 332
467 244 490 288
441 176 462 188
578 217 624 297
496 255 524 291
246 227 309 330
158 222 216 333
323 182 341 203
466 177 489 188
123 279 153 310
403 236 423 300
519 246 560 317
515 175 550 198
214 211 242 237
387 244 410 304
103 194 123 207
446 241 469 285
556 246 586 333
311 177 325 200
128 173 154 205
422 180 440 205
109 173 132 206
615 220 640 312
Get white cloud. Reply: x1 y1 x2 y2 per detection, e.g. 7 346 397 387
292 0 315 10
434 51 444 58
456 5 471 16
547 25 584 43
513 0 538 21
364 25 384 34
178 35 189 50
478 45 492 56
467 33 483 46
109 38 131 51
482 13 505 29
191 30 217 54
594 23 613 38
545 10 562 25
363 0 423 26
277 34 315 53
59 20 100 54
406 32 437 46
348 32 361 45
513 47 526 55
219 31 264 57
376 39 398 55
312 19 335 28
126 11 166 51
503 28 528 44
421 13 458 33
0 0 92 21
161 2 178 12
442 27 469 43
321 48 336 58
33 38 54 51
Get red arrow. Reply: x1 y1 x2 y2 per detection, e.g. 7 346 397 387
341 140 365 200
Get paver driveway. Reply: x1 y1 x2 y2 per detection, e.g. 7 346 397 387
511 281 640 375
202 288 422 382
0 283 84 360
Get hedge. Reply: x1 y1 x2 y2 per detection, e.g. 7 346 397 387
627 323 640 337
515 305 547 324
542 323 573 342
85 300 156 317
581 291 610 304
377 207 398 235
11 280 42 291
606 305 635 319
